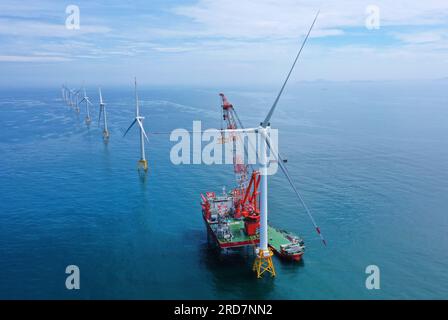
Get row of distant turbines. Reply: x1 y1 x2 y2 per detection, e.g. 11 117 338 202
61 84 105 134
61 79 150 172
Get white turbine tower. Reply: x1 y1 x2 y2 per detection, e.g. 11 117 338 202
123 78 149 172
80 87 93 125
98 88 109 141
62 85 70 105
69 89 77 108
61 85 66 102
64 87 69 105
66 88 72 106
69 88 74 107
72 88 81 113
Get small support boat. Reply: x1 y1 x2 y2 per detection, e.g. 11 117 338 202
268 226 305 261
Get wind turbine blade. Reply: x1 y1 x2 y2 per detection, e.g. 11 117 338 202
137 119 150 143
134 77 139 117
263 132 327 246
99 88 103 105
123 119 137 137
80 98 86 103
261 10 319 128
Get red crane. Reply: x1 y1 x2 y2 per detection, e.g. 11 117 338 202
219 93 261 235
219 93 249 191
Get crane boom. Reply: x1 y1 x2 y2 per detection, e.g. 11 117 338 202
219 93 250 190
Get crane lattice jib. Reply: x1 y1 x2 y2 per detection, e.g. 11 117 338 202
219 93 250 192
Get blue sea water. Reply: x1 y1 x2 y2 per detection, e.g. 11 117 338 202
0 81 447 299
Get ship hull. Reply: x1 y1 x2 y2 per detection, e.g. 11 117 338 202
269 245 303 261
267 226 305 262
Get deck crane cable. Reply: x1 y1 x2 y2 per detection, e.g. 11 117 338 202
229 107 255 173
220 93 251 189
146 128 257 135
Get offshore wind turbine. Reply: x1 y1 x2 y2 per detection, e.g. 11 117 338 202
63 86 74 108
66 87 72 106
98 88 109 141
123 78 150 172
61 85 66 102
71 88 81 113
80 87 93 125
255 10 325 277
70 89 76 108
204 11 324 278
63 85 71 106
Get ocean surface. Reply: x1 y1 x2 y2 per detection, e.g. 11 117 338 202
0 81 447 299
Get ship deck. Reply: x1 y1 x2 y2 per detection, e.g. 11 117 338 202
267 226 290 251
204 215 298 250
204 216 258 248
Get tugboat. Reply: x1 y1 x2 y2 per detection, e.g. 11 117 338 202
268 226 305 261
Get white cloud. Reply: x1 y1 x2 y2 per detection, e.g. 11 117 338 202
393 31 446 44
152 46 193 53
0 0 447 84
0 55 71 62
0 19 110 38
172 0 448 39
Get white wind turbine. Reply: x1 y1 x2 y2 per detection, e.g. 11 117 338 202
71 90 77 108
98 88 109 141
69 89 77 108
80 87 93 125
123 78 150 171
66 87 73 106
214 11 325 278
63 85 71 106
72 88 81 113
61 85 67 103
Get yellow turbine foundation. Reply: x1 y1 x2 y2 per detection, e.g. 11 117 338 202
252 248 276 278
138 159 148 172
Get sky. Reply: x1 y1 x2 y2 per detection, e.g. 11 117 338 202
0 0 447 87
